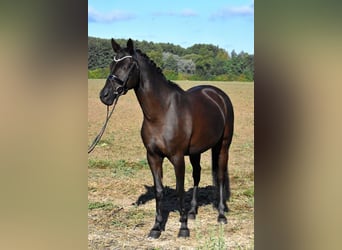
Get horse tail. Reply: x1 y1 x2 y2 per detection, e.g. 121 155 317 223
226 94 234 148
212 91 234 202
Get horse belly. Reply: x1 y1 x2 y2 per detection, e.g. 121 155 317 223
186 88 228 154
188 110 225 154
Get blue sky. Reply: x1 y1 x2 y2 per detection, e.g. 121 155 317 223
88 0 254 54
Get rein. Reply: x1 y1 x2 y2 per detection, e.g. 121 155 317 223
87 96 119 154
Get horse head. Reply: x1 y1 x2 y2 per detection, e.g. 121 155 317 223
100 39 140 106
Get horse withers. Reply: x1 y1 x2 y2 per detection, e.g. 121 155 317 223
100 38 234 239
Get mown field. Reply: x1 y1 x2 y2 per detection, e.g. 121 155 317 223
88 80 254 249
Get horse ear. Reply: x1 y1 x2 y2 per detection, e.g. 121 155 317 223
111 38 121 53
127 38 134 55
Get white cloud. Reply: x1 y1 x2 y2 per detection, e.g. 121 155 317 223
228 5 254 16
88 6 135 23
180 9 198 17
210 2 254 20
152 9 198 17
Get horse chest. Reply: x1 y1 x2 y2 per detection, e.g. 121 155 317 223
141 119 189 155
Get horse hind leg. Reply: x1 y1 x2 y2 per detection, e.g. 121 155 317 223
188 153 201 220
212 139 230 224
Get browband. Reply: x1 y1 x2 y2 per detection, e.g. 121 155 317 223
113 55 133 62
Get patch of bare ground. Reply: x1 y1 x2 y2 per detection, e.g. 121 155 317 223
88 80 254 249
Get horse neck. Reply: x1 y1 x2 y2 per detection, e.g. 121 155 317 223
134 54 176 121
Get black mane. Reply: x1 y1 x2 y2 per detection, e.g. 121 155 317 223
136 49 163 74
135 49 183 91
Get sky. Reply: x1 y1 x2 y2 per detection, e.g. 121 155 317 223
88 0 254 54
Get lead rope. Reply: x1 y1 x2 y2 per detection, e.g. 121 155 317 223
88 96 120 154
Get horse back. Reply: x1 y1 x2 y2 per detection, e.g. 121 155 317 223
186 85 233 123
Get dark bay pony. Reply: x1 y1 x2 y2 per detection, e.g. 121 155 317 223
100 38 234 239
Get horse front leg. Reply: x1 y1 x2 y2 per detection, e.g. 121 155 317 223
170 155 190 238
147 151 164 239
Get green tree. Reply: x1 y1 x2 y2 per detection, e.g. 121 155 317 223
147 50 163 68
163 55 178 73
88 37 253 81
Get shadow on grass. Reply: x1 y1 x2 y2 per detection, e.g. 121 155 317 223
133 185 222 231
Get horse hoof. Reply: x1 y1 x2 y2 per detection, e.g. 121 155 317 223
178 228 190 238
218 215 227 224
188 212 196 220
148 229 161 239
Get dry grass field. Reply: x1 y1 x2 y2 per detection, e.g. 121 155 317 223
88 80 254 249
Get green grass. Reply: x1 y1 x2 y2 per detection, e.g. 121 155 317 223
111 159 136 177
88 158 149 177
88 80 254 249
88 202 115 211
88 158 115 169
198 224 226 250
98 133 115 147
243 187 254 198
111 207 154 229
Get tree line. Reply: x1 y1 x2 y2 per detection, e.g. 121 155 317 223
88 37 254 81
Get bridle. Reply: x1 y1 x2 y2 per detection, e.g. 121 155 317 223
88 54 139 154
107 55 139 96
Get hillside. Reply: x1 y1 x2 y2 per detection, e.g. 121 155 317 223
88 37 254 81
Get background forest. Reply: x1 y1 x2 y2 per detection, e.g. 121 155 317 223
88 37 254 81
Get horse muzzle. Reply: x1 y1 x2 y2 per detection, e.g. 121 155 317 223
100 87 117 106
